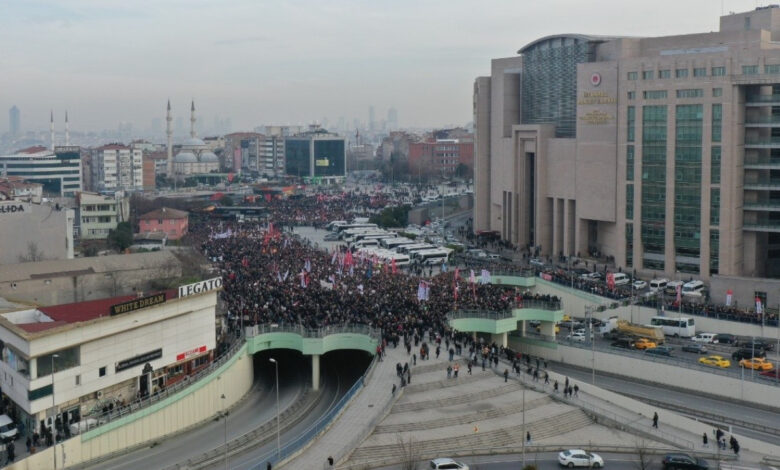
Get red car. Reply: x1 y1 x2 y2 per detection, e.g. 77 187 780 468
759 370 780 382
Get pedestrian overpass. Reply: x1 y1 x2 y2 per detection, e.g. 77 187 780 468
244 324 380 390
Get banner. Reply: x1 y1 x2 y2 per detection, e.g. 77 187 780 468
606 272 615 289
725 289 733 307
756 297 763 314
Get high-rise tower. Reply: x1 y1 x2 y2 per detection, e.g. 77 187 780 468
166 100 173 176
50 110 55 151
65 111 70 146
190 100 196 138
8 106 20 136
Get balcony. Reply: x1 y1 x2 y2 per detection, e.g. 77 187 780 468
744 137 780 148
743 221 780 232
744 202 780 212
745 116 780 127
746 94 780 105
744 156 780 169
744 178 780 190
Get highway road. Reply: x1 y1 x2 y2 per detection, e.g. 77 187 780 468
546 361 780 443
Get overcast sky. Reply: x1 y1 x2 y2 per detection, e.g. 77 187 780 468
0 0 765 133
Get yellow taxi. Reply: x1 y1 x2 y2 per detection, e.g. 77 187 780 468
634 338 657 350
698 355 731 368
739 357 774 371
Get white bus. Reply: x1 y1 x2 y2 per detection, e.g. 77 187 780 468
649 316 696 338
351 231 393 243
335 223 378 234
380 238 416 249
326 220 348 232
412 248 453 265
396 243 436 255
341 227 382 242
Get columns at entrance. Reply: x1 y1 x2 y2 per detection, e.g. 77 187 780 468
539 321 557 338
312 354 321 391
491 332 508 348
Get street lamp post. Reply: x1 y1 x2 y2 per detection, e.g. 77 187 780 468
51 353 59 470
269 358 281 460
221 394 227 470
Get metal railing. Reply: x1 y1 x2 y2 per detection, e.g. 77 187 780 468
246 323 381 340
746 94 780 103
448 309 514 321
80 339 245 433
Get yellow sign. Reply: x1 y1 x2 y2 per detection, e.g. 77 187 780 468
315 158 329 166
578 91 616 105
579 110 613 125
110 293 167 316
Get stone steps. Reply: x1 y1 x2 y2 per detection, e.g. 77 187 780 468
374 396 552 434
392 383 523 413
403 370 490 394
348 408 592 463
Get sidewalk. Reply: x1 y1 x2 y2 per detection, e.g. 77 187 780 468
283 338 413 469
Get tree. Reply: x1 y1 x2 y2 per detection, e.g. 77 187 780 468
18 242 45 262
107 222 133 252
396 434 419 470
633 440 655 470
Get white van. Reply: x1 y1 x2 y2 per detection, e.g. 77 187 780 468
665 280 684 296
612 273 630 286
682 280 705 298
649 279 668 293
692 332 716 344
0 414 17 442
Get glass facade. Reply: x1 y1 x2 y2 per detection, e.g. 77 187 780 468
521 36 594 138
743 65 759 75
644 90 668 99
693 67 707 77
712 104 722 142
641 105 668 270
285 139 312 177
626 184 634 219
710 229 719 274
711 146 721 184
627 106 635 142
313 140 346 177
677 89 704 98
627 145 635 180
676 68 688 78
626 223 633 267
674 104 703 274
711 188 720 225
766 64 780 74
659 69 671 79
711 66 726 76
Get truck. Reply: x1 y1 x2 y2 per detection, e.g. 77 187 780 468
597 316 619 336
604 320 665 344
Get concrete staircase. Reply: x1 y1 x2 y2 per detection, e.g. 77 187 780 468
348 408 592 464
392 383 523 413
374 396 552 433
403 370 491 394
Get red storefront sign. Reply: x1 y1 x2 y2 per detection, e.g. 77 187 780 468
176 345 207 361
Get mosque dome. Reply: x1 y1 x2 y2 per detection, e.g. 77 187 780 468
175 152 197 163
183 137 206 147
200 151 219 162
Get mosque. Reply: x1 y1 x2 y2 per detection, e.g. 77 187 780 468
166 100 219 179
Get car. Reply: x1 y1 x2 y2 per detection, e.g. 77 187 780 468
739 357 774 371
634 338 657 350
738 340 774 351
713 334 737 345
323 233 340 241
731 348 767 361
759 370 780 382
430 457 470 469
681 343 708 354
662 453 709 470
610 337 635 349
632 280 647 290
698 355 731 368
530 258 545 267
0 415 17 443
645 346 674 356
567 331 588 342
692 333 717 344
558 449 604 468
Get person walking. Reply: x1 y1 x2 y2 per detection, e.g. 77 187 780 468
412 353 417 366
392 383 396 395
526 431 531 444
554 381 559 393
652 412 659 428
573 384 579 396
702 432 708 448
504 369 509 382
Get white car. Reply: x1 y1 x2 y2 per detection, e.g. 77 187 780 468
567 331 588 342
632 280 647 290
558 449 604 468
430 457 469 469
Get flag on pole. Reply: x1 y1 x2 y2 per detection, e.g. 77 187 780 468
756 297 763 314
345 251 354 266
392 259 397 274
305 259 312 272
299 270 308 288
676 283 682 305
469 269 476 284
726 289 733 306
606 272 615 289
331 251 338 264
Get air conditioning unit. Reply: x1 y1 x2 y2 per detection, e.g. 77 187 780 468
95 390 103 399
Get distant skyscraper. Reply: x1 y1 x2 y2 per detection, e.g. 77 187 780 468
387 107 398 131
8 106 20 136
369 106 376 132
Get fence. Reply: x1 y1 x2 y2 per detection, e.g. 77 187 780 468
245 323 381 340
79 339 245 434
448 301 563 322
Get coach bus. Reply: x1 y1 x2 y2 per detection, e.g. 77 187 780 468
649 316 696 338
412 248 453 266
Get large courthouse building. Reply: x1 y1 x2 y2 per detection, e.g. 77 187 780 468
475 6 780 287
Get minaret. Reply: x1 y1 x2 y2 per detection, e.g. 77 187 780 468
166 100 173 176
190 100 196 138
50 110 55 151
65 110 70 146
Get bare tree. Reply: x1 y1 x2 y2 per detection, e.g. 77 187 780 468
18 241 45 262
396 434 419 470
633 440 655 470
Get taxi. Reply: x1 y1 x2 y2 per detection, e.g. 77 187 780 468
698 355 730 368
739 357 774 371
634 337 657 350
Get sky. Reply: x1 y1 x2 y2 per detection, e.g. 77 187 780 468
0 0 767 133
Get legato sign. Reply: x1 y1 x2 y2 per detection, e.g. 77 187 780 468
178 277 223 297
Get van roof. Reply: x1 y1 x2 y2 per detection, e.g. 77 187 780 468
0 415 13 425
650 279 669 284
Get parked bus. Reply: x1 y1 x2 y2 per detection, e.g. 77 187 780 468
396 243 437 255
326 220 348 231
649 316 696 338
412 248 453 265
335 223 378 234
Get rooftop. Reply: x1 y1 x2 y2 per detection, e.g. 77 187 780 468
139 207 189 220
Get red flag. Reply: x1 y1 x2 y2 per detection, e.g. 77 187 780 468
344 251 353 266
392 259 397 274
241 256 249 268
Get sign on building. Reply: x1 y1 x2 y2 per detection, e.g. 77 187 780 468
178 277 223 298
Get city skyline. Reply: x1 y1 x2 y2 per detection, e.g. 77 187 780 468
0 0 762 133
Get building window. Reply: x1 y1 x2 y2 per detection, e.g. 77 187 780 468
711 146 721 184
192 355 209 368
168 364 184 378
712 88 723 97
693 67 706 77
36 346 80 378
626 223 633 267
712 104 722 143
676 89 704 98
674 104 703 274
710 229 719 274
75 375 81 386
643 70 654 80
627 91 636 100
99 366 106 377
626 184 634 219
659 69 671 79
627 106 635 142
710 188 720 225
641 105 668 270
711 66 726 77
628 71 638 80
742 65 759 75
627 145 635 180
676 68 688 78
643 90 668 99
766 64 780 74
